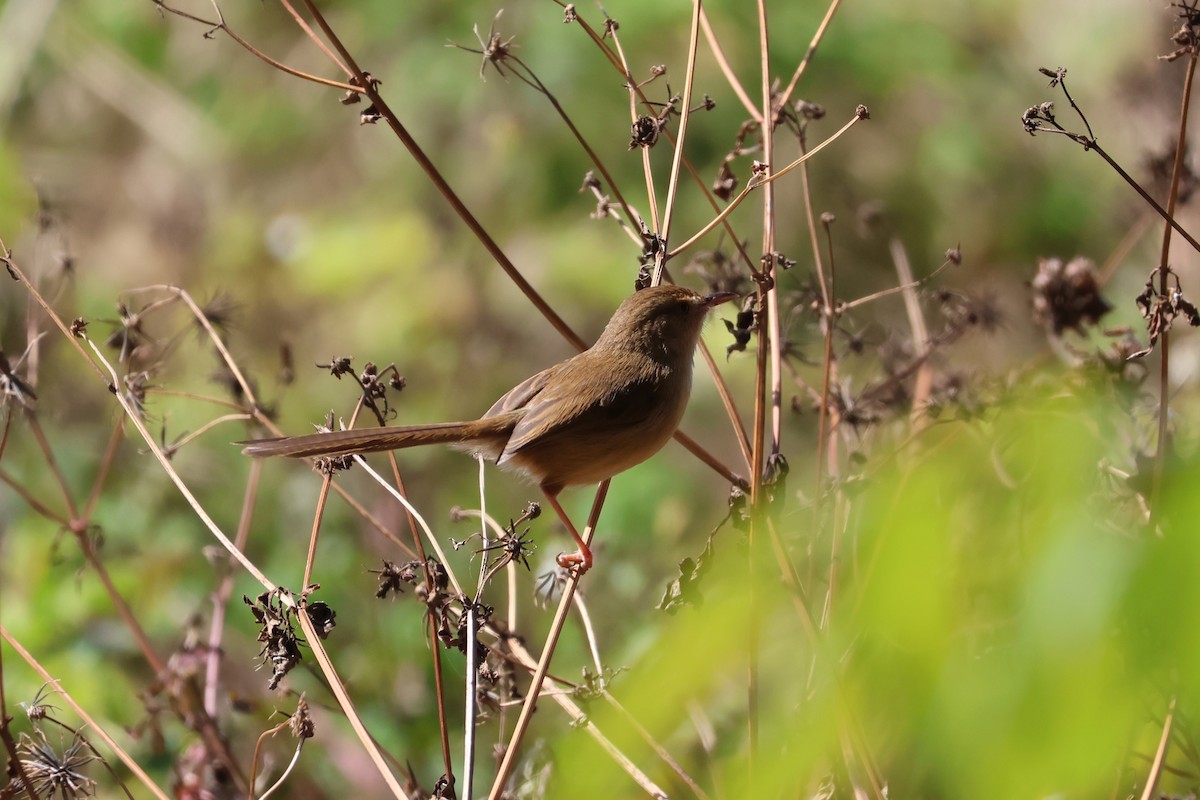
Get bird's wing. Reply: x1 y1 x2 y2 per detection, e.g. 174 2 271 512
481 361 564 419
498 352 658 464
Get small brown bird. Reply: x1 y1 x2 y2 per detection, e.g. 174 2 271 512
242 284 736 573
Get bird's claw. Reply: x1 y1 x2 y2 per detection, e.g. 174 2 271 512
555 550 592 576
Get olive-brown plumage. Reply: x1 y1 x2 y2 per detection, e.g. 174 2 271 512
241 284 735 572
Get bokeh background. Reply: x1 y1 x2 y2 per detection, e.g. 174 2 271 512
3 1 1199 798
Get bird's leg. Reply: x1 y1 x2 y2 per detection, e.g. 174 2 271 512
541 490 593 575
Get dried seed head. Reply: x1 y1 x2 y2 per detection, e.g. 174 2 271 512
1031 256 1112 335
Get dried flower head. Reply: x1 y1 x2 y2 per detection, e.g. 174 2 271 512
1031 256 1112 335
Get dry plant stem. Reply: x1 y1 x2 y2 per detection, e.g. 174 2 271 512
503 635 669 798
765 516 818 641
572 593 604 673
650 0 703 288
1087 141 1200 256
256 739 306 800
377 454 456 790
71 524 165 675
667 111 865 258
1140 697 1177 800
353 457 466 597
429 611 455 795
841 255 957 312
287 0 744 488
0 643 40 800
696 341 754 469
506 55 642 235
335 484 418 560
0 626 172 800
8 253 248 785
82 415 126 521
841 693 886 800
1097 210 1155 288
603 691 712 800
565 8 763 278
8 262 240 787
745 0 779 778
1 242 107 385
205 456 261 717
149 0 358 92
0 467 68 525
23 412 79 520
1151 48 1198 516
294 0 584 352
487 481 610 800
611 26 662 235
556 4 623 73
0 407 13 461
83 335 278 592
463 456 490 800
700 6 758 119
890 239 933 430
276 0 350 75
248 717 291 799
797 130 834 513
302 473 333 592
815 217 838 513
449 506 517 612
162 286 260 406
295 610 412 800
169 413 255 452
777 0 843 109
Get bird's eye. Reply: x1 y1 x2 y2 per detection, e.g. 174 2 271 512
676 300 690 314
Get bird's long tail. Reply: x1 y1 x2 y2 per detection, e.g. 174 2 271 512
240 417 511 459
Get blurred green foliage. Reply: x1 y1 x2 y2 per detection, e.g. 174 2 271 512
2 0 1198 797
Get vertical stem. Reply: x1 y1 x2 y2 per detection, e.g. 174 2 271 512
463 456 491 800
1151 50 1198 513
487 481 610 799
748 0 777 784
653 0 703 287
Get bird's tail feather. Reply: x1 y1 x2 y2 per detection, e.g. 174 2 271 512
240 418 509 459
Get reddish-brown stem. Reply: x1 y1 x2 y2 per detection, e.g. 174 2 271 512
82 415 125 521
0 467 69 526
777 0 844 110
487 481 610 799
1150 49 1198 517
23 411 79 522
149 0 358 92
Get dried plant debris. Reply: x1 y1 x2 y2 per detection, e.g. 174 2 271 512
1031 257 1112 336
1129 268 1200 358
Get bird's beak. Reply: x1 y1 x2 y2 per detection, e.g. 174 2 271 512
703 291 738 308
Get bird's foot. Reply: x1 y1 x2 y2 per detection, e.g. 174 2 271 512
555 549 592 576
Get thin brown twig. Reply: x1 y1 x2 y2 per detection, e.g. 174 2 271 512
604 690 713 800
890 238 933 431
1139 697 1176 800
651 0 704 287
82 415 125 521
0 626 173 800
699 6 759 120
1150 47 1199 518
667 110 867 259
22 412 80 522
277 0 351 76
149 0 359 92
487 481 610 799
777 0 844 110
0 467 70 527
296 609 412 799
499 623 671 798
